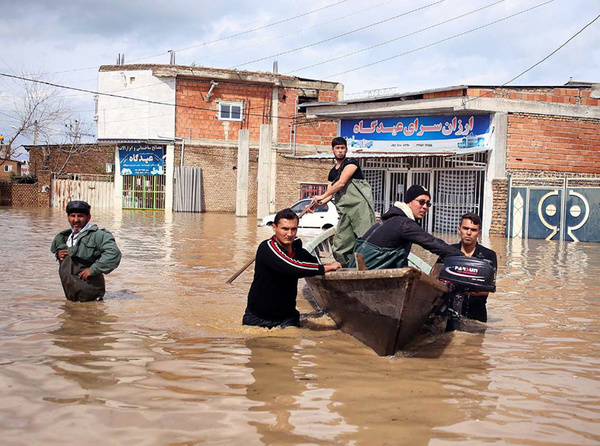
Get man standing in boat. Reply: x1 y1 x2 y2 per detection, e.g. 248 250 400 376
350 185 462 269
307 137 376 267
242 208 341 329
51 200 121 302
436 213 497 323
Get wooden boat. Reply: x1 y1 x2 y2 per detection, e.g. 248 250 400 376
303 228 448 356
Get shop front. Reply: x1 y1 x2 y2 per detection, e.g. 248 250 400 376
334 114 494 233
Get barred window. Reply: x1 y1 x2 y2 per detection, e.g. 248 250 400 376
300 183 327 199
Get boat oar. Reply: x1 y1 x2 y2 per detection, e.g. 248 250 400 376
226 205 314 284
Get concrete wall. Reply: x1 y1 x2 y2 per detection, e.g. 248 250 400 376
97 69 176 140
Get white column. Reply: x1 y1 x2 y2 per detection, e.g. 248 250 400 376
269 87 279 213
483 112 508 236
236 129 250 217
165 143 174 212
113 146 123 210
257 124 272 219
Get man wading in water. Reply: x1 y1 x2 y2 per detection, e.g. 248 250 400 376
307 137 376 267
242 208 341 329
51 201 121 302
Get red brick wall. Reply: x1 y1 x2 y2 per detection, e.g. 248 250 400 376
175 79 338 147
27 144 116 179
423 87 599 106
490 179 507 235
506 114 600 173
0 183 49 207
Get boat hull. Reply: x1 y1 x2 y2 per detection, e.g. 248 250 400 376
305 268 447 356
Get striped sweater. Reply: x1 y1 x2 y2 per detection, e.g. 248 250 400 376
245 236 325 322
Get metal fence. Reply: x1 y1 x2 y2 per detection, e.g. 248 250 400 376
52 179 114 210
361 153 487 233
122 175 166 210
174 167 204 213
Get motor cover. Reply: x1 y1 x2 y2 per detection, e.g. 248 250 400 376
439 256 496 292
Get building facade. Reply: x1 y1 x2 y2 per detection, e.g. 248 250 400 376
302 82 600 240
96 64 342 215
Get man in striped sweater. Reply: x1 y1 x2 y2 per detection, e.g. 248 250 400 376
243 208 341 329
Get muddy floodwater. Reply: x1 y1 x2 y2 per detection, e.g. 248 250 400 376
1 207 599 445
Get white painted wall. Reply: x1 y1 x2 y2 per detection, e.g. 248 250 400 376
96 69 176 140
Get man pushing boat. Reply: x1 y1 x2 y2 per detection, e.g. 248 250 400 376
350 185 462 269
242 208 341 329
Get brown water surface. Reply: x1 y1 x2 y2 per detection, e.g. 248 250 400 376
0 207 598 445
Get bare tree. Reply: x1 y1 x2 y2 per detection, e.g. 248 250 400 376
0 69 70 166
43 119 98 178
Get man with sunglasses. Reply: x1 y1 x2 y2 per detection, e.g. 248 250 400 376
350 185 462 270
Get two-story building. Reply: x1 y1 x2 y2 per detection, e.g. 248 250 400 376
96 64 343 215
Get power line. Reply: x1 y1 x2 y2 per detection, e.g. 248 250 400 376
0 71 315 122
286 0 506 74
232 0 444 69
502 13 600 86
48 0 349 75
196 0 399 63
461 11 600 105
322 0 554 79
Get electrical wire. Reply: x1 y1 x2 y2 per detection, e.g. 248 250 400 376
0 71 316 122
47 0 349 75
460 11 600 105
232 0 444 69
194 0 399 63
321 0 554 79
286 0 506 74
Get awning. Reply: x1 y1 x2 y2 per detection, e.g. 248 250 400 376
284 146 490 159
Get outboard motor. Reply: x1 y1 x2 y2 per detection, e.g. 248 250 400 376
438 256 496 330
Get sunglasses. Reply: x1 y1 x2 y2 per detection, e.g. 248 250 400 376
414 199 432 207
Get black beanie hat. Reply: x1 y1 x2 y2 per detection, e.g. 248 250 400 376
404 185 431 203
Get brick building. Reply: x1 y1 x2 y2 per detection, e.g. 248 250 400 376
302 82 600 241
0 159 22 182
96 64 342 215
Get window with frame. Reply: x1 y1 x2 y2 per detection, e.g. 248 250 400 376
218 102 243 121
4 165 12 172
300 183 327 199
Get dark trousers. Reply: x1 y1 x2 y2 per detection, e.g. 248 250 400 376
242 309 300 329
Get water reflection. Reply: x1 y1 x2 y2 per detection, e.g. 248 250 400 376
49 302 120 391
245 337 357 444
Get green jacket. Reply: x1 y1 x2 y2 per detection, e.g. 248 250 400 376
51 224 121 276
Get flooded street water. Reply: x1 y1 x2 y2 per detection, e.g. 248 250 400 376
1 207 599 445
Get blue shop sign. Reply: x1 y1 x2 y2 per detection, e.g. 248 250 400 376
119 144 165 175
340 115 492 152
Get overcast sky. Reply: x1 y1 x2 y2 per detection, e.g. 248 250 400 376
1 0 599 159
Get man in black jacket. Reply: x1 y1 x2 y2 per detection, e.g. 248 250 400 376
436 212 497 322
243 208 341 329
351 185 462 269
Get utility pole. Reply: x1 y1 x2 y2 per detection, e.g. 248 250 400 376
33 120 38 145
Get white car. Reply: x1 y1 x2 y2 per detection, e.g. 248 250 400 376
261 198 339 229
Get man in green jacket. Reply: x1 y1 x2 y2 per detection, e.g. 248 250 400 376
51 200 121 302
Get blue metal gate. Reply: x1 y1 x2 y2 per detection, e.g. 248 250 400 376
508 177 600 242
